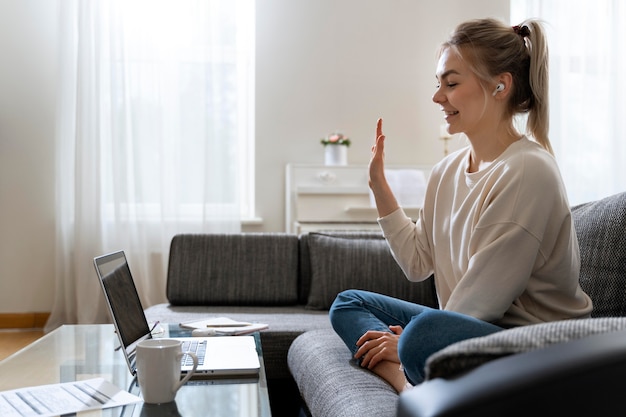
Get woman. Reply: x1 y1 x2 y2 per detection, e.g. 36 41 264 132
329 18 593 392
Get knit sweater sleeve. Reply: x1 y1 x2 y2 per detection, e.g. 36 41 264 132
378 207 435 282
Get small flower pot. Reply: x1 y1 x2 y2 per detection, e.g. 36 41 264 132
324 145 348 166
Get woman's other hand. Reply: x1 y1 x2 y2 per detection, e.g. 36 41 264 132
354 325 404 369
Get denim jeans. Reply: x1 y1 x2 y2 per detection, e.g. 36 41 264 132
329 289 503 385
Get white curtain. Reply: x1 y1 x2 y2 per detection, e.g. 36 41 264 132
46 0 254 332
511 0 626 205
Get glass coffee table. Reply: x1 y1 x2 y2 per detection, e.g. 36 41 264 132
0 324 272 417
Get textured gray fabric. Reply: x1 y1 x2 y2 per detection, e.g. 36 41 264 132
288 330 399 417
425 317 626 380
299 231 389 305
572 192 626 317
305 232 438 310
166 233 299 305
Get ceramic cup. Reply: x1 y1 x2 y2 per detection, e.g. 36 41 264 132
136 339 198 404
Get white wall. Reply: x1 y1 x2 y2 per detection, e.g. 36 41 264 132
0 0 509 315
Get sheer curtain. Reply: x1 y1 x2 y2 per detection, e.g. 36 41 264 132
46 0 254 332
511 0 626 205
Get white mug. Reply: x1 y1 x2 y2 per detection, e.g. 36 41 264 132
136 339 198 404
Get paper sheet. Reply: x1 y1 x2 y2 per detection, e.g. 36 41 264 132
0 377 141 417
180 317 269 335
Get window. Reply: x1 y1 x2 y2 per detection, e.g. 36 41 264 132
511 0 626 204
102 0 255 221
49 0 255 330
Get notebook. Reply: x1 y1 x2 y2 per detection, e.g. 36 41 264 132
93 250 261 378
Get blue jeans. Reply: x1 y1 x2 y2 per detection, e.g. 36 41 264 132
329 289 503 385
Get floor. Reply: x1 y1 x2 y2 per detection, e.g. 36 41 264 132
0 329 45 361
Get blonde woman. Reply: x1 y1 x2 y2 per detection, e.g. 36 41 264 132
329 18 592 392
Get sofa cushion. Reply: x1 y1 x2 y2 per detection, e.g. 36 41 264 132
572 191 626 317
298 231 388 305
304 232 439 310
166 234 299 306
424 317 626 380
288 329 399 417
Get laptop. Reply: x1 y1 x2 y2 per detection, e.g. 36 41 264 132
93 250 261 378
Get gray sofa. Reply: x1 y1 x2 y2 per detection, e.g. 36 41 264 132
144 191 626 417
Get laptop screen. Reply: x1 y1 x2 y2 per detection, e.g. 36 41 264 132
94 251 152 373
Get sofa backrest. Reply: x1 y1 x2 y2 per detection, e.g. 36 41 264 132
165 231 439 310
572 191 626 317
167 233 300 306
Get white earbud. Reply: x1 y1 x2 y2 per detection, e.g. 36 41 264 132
492 83 505 96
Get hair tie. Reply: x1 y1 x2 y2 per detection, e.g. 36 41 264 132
513 25 530 38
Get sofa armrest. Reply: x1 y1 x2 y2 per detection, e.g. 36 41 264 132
397 328 626 417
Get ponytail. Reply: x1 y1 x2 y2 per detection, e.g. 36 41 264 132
519 20 552 155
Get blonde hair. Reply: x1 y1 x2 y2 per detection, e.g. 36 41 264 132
440 18 553 155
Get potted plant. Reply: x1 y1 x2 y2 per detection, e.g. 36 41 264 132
321 132 350 165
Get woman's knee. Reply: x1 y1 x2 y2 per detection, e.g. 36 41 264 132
397 309 503 384
329 289 362 325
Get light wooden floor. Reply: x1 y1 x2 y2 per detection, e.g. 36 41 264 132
0 329 45 361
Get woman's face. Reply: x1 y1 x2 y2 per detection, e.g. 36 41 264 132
433 48 492 137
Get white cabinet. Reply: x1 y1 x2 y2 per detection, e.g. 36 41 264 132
285 164 431 233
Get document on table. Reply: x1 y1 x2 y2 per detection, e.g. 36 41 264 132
0 377 141 417
179 316 269 335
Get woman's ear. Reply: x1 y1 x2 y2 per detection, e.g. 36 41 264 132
491 73 513 98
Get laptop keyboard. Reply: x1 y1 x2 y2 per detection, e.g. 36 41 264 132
181 340 207 366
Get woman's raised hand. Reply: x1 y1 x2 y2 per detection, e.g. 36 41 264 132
368 118 400 217
369 118 386 188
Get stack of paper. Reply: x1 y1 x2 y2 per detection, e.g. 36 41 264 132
180 317 269 335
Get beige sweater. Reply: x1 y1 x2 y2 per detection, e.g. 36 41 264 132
379 137 593 327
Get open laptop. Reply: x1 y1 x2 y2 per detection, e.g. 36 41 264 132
93 250 261 378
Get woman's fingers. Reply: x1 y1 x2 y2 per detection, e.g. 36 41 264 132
355 330 401 369
373 118 385 156
389 325 403 335
356 330 386 347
